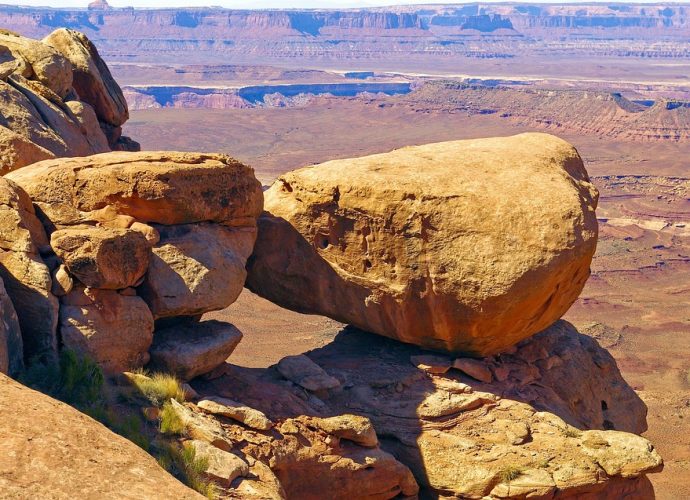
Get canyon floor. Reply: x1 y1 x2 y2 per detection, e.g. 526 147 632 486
126 96 690 499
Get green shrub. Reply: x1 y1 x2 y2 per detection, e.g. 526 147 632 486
498 465 524 483
130 369 186 407
20 350 104 409
157 443 216 499
160 401 186 435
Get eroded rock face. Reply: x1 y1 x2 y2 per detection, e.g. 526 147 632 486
247 133 598 355
6 151 263 228
0 278 21 375
0 373 200 499
0 30 138 173
0 177 57 361
193 320 660 499
60 287 154 373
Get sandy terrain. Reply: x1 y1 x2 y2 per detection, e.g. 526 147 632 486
126 96 690 499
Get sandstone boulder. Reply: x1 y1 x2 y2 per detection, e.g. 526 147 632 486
139 223 255 318
6 151 263 228
0 30 135 173
0 373 200 499
185 440 249 487
43 28 128 127
198 396 273 431
51 226 150 289
247 133 598 355
148 320 243 380
0 177 57 360
0 32 72 98
59 287 154 373
0 278 22 375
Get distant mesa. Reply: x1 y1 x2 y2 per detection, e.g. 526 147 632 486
87 0 111 11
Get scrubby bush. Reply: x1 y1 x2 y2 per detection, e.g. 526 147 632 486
130 369 186 407
498 465 524 483
157 443 216 498
160 401 186 435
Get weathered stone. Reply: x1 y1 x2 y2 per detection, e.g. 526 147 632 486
0 278 22 375
276 354 341 392
185 440 249 487
247 133 598 355
410 354 452 374
0 32 72 98
453 358 493 383
0 373 200 499
6 151 263 227
139 223 255 318
51 226 150 289
59 287 154 373
130 221 160 245
206 321 661 499
306 415 378 448
43 28 128 126
198 396 273 431
0 177 57 360
169 399 231 450
50 264 73 296
148 320 243 381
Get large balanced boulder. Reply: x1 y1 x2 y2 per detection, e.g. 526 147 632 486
247 133 598 355
0 373 200 499
0 177 57 361
6 151 264 228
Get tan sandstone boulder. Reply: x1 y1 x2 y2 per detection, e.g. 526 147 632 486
0 373 200 499
139 223 255 318
0 177 57 361
0 30 135 174
247 133 598 355
6 151 263 228
43 28 128 127
51 226 150 289
60 287 154 373
148 320 243 380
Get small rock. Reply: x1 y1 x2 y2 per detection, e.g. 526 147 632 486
169 399 230 450
184 439 249 487
130 221 160 245
453 358 493 383
142 407 160 422
308 415 378 448
198 396 273 431
181 383 199 400
50 264 73 296
148 320 243 381
276 354 340 392
410 354 452 374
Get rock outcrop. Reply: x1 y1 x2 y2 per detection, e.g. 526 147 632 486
247 133 599 355
0 29 138 174
0 278 21 375
0 177 56 362
191 320 661 499
0 372 200 498
5 151 262 373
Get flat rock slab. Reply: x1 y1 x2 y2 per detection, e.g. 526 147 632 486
148 320 243 381
185 440 249 487
198 396 273 431
276 354 341 392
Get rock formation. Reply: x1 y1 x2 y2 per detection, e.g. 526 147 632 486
0 29 138 174
4 151 263 373
0 372 200 498
184 320 661 499
247 133 599 355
